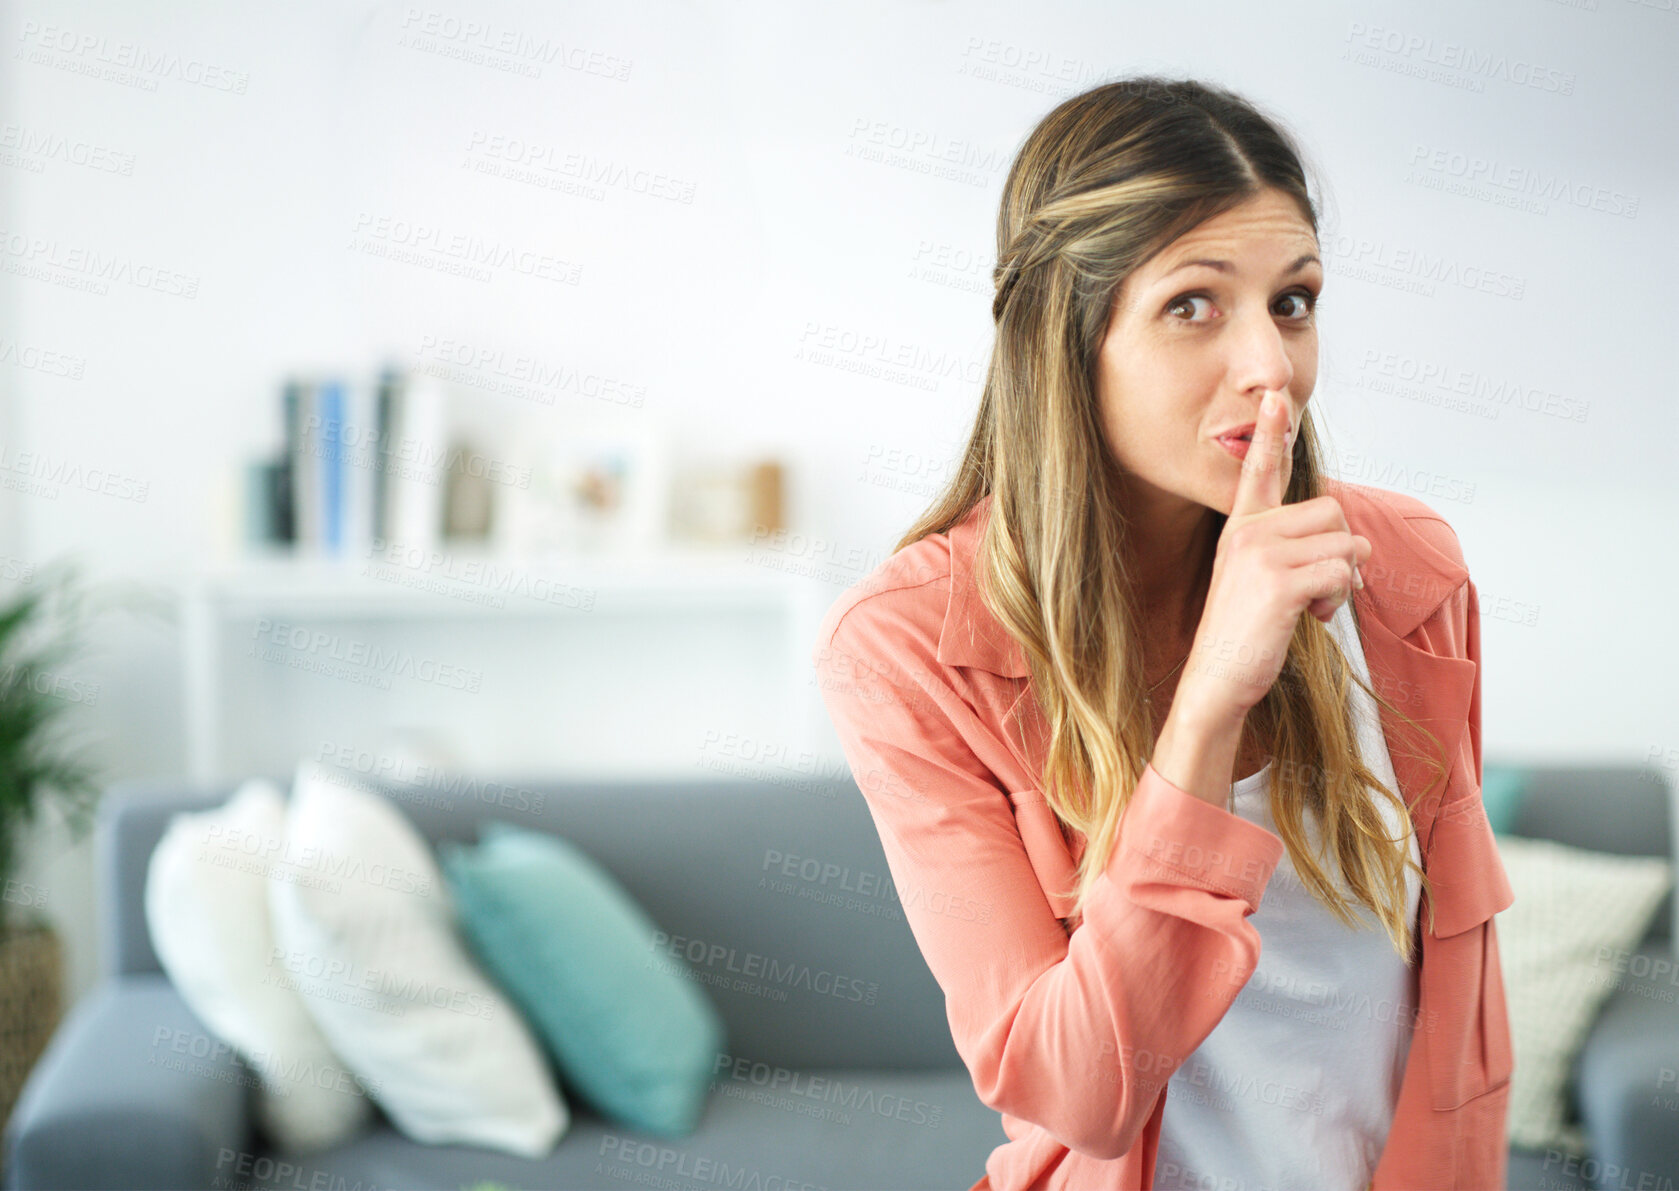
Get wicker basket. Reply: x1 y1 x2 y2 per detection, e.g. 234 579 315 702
0 924 63 1136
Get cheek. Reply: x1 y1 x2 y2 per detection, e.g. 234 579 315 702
1291 335 1318 384
1095 333 1216 458
1102 405 1190 474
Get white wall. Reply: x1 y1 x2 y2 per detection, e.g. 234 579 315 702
2 0 1673 1011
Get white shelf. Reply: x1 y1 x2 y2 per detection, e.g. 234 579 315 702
177 543 835 784
182 544 808 618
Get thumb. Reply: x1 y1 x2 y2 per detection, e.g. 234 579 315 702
1230 389 1293 520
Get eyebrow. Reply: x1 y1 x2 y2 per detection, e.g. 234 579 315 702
1161 252 1321 279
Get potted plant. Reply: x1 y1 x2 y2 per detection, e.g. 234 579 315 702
0 560 105 1134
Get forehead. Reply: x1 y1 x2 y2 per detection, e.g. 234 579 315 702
1141 193 1318 277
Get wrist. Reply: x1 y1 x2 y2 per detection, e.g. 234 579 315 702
1168 682 1248 740
1152 693 1246 810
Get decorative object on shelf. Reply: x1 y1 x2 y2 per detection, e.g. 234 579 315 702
494 419 670 557
746 460 784 537
669 457 786 545
443 433 497 542
0 563 105 1135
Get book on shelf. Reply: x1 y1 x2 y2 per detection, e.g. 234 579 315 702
383 370 447 552
249 367 450 559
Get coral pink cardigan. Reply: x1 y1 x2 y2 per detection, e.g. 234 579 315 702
811 479 1515 1190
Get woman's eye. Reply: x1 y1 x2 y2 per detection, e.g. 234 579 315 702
1165 290 1319 323
1277 290 1319 320
1165 294 1215 321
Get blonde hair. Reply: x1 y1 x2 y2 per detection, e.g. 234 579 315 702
896 76 1447 961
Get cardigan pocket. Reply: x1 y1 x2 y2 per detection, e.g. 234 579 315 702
1423 916 1515 1111
1421 800 1517 1111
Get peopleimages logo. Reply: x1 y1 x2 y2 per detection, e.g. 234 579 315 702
711 1051 946 1129
198 820 433 897
1341 22 1576 95
15 21 251 94
648 930 879 1006
396 9 632 81
348 212 582 285
1406 144 1639 219
0 227 201 298
248 619 483 694
214 1148 383 1191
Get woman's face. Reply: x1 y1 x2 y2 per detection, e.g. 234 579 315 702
1095 187 1322 520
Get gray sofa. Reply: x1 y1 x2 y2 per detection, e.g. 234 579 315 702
3 763 1674 1190
1500 764 1679 1191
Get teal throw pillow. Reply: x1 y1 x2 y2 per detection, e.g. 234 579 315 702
1482 764 1528 836
440 820 726 1137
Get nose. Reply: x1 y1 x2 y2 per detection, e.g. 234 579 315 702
1229 308 1295 406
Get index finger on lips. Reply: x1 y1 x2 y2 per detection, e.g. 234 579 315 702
1230 389 1292 521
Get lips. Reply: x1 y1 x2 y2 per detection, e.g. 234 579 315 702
1212 415 1297 443
1217 435 1252 461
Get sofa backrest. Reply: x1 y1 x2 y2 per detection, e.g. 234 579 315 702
98 772 964 1072
1501 762 1677 942
101 763 1676 1075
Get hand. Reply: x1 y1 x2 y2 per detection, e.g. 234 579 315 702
1175 389 1371 726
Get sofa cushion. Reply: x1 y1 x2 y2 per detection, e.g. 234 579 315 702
143 778 375 1151
1494 834 1672 1152
268 760 568 1158
440 819 726 1138
1481 764 1528 835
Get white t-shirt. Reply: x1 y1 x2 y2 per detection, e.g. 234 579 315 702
1153 598 1423 1190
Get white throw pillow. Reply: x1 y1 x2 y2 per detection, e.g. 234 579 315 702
144 778 375 1152
267 759 568 1157
1493 834 1673 1153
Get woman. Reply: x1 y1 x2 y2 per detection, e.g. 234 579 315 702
811 77 1515 1190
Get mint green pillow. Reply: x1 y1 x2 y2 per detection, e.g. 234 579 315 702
440 821 725 1137
1482 765 1528 835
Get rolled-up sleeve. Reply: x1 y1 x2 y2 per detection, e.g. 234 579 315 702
811 596 1286 1161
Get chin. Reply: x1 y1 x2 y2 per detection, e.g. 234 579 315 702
1182 484 1232 519
1203 473 1238 517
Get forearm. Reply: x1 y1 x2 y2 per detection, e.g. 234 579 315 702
1150 696 1247 810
